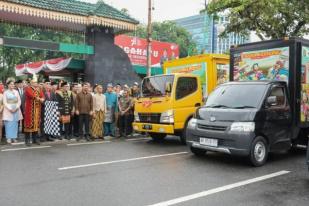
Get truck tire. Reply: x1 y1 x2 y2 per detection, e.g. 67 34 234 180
180 120 190 145
249 136 269 167
149 133 166 142
190 146 206 156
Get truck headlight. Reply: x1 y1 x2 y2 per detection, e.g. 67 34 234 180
134 111 140 122
160 110 174 123
187 118 197 129
230 122 255 132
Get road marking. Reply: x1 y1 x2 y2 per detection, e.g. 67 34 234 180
1 146 51 152
67 141 111 146
58 151 188 170
126 138 150 141
148 170 290 206
11 142 25 146
296 145 307 149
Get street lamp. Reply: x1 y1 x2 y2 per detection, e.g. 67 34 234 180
146 0 153 77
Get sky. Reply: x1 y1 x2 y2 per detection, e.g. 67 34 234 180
83 0 259 42
83 0 205 23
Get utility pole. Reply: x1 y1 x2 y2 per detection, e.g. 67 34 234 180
146 0 152 77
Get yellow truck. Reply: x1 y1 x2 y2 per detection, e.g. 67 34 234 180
133 54 229 143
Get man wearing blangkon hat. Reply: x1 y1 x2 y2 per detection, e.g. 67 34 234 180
56 81 73 140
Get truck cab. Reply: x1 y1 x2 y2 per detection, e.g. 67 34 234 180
133 73 202 143
133 54 229 143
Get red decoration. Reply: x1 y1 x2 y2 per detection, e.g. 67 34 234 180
15 57 72 76
142 100 152 108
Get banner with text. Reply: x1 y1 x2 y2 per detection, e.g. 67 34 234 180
115 35 179 67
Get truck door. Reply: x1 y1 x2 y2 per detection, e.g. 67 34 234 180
263 85 292 150
173 77 201 130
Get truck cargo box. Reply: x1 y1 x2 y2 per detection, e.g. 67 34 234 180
230 37 309 129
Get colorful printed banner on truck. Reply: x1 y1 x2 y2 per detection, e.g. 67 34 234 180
216 63 230 84
165 63 207 84
165 63 207 95
300 46 309 122
233 47 289 82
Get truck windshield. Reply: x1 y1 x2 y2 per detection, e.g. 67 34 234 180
205 84 267 109
141 75 174 97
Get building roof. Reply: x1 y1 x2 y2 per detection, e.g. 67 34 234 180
6 0 139 24
0 0 138 32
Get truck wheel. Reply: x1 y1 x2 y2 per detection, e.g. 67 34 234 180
249 136 269 167
190 146 206 156
180 120 190 145
149 133 166 142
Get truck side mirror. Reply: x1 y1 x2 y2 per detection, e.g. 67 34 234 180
267 96 278 106
165 82 172 93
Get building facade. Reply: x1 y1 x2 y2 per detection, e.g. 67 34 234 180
174 13 249 54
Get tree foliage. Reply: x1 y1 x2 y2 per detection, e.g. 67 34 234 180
207 0 309 40
0 22 84 81
129 21 198 57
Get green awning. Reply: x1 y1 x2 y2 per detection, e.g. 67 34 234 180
67 59 85 70
60 43 94 55
133 65 163 75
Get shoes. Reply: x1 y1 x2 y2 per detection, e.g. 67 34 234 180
65 136 71 141
47 137 55 141
33 141 40 145
26 143 31 147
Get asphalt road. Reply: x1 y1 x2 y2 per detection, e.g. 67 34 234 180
0 136 308 206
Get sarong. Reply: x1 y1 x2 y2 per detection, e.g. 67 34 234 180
91 110 105 138
44 101 60 137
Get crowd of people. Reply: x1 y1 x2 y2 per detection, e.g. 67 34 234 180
0 76 141 146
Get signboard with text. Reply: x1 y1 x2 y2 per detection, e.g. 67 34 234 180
115 35 179 67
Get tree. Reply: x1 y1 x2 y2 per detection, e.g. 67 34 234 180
129 21 197 57
0 22 84 80
120 8 129 15
206 0 309 40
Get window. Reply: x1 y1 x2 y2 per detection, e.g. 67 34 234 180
269 87 286 107
176 77 198 100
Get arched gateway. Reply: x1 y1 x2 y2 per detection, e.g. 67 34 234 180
0 0 140 85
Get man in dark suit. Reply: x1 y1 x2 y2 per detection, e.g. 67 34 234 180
56 82 74 140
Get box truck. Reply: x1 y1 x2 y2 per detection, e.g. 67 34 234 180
133 54 229 144
186 38 309 166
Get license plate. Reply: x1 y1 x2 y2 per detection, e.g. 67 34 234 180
143 124 152 130
200 138 218 147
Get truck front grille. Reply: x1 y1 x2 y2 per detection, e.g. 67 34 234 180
197 124 227 131
139 113 161 124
